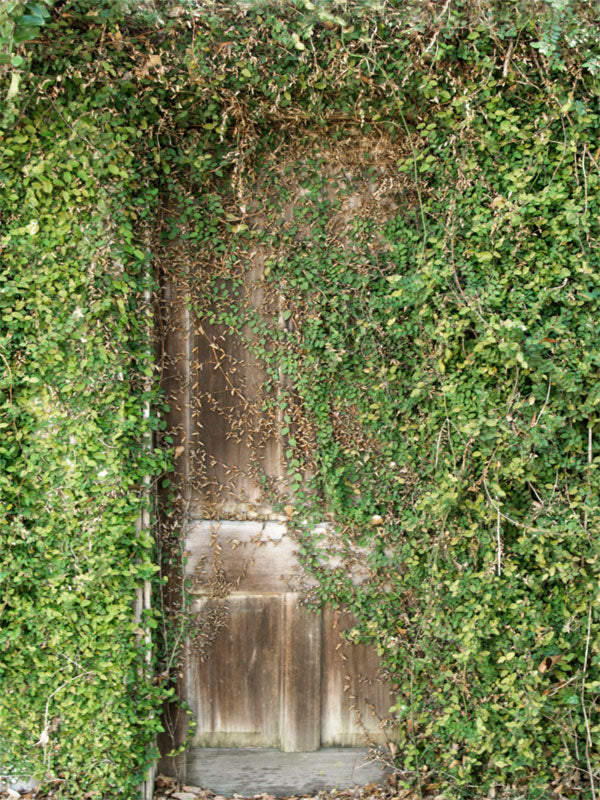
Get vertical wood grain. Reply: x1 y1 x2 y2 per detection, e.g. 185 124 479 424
320 608 393 747
191 251 283 519
189 595 282 747
279 594 321 752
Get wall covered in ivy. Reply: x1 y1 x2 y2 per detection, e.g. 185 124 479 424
1 1 600 798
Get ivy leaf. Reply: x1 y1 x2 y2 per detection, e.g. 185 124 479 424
12 25 41 43
20 14 44 25
6 72 20 100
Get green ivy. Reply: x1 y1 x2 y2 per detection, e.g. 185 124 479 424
1 0 600 797
0 26 168 796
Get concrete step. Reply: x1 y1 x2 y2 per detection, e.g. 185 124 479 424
185 747 389 796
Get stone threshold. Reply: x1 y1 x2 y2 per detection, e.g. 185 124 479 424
185 748 389 797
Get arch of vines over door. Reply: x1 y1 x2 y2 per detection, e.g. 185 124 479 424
157 132 398 790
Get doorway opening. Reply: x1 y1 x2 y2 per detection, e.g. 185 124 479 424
155 131 402 793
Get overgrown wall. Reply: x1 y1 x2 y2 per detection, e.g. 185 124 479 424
1 1 600 798
0 5 167 791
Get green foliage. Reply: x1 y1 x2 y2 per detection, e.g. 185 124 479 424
279 97 600 794
0 22 168 796
0 1 53 51
2 0 600 797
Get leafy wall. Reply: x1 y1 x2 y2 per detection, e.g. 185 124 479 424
1 1 600 798
0 2 168 794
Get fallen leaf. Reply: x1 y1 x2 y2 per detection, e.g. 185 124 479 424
7 72 21 101
136 54 163 78
538 654 562 673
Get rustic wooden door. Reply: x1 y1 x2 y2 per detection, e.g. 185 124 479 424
158 141 398 784
161 271 392 758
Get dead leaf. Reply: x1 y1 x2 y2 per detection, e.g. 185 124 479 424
136 54 163 78
538 654 562 673
174 445 185 459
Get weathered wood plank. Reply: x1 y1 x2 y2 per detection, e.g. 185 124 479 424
320 608 393 746
279 594 321 752
187 595 281 747
190 252 283 519
185 520 304 595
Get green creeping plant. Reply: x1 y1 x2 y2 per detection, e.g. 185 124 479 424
1 0 600 797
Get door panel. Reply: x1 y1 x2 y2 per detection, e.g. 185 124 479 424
190 251 284 520
193 321 283 518
187 592 322 751
188 595 281 748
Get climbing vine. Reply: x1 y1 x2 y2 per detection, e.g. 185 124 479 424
1 1 600 798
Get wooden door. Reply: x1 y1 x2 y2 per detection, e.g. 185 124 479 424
158 150 395 766
160 271 392 756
